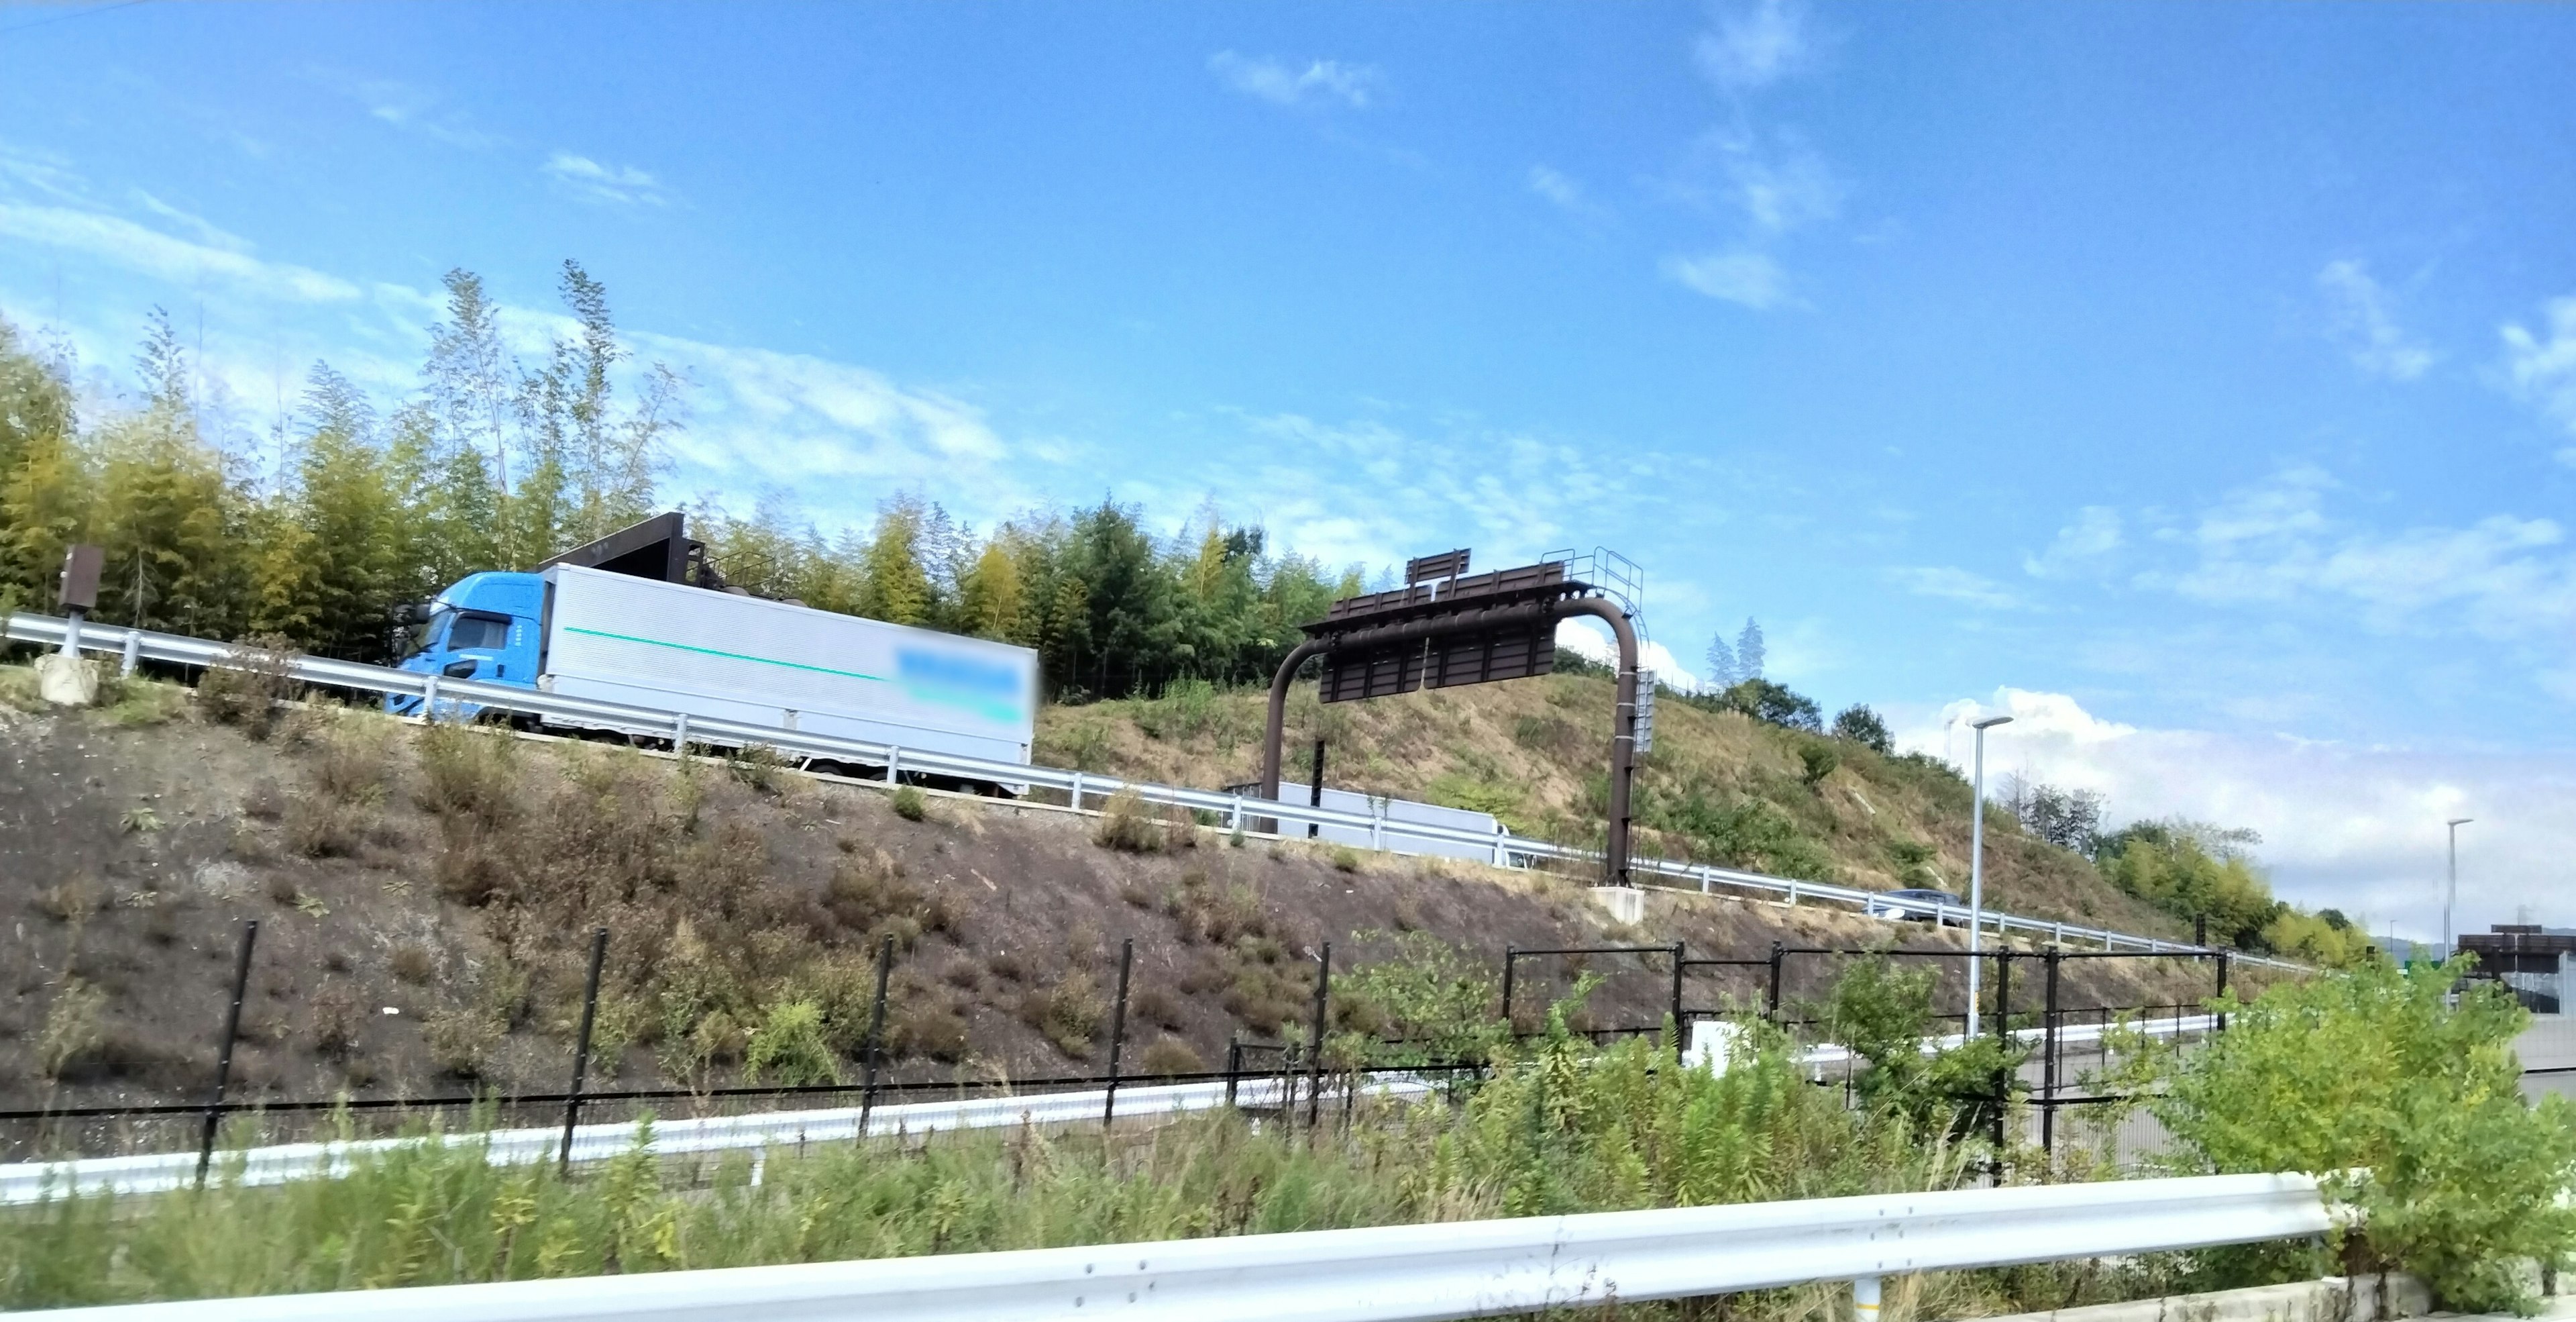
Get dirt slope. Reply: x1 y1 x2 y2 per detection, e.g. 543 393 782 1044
1038 672 2183 938
0 666 2230 1125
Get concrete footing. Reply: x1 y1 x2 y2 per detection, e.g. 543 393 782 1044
35 654 99 707
1589 885 1645 924
1967 1274 2430 1322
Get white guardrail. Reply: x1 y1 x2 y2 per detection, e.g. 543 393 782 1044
3 611 2299 971
30 1170 2333 1321
0 1076 1409 1209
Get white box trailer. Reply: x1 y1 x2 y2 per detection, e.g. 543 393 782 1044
1303 786 1509 865
536 564 1038 770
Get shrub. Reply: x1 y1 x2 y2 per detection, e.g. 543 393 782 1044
823 852 955 949
1329 846 1360 873
34 878 103 923
388 942 436 984
195 635 303 738
416 723 519 822
423 1005 506 1077
282 793 366 858
2153 960 2576 1313
1137 1035 1205 1078
727 743 790 793
1797 742 1840 789
310 717 396 806
1133 986 1185 1031
890 999 972 1062
1023 974 1105 1057
890 784 928 821
1331 930 1506 1068
1831 704 1894 754
743 1000 842 1086
1092 788 1162 853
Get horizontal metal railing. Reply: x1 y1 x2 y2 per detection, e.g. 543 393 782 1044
32 1170 2334 1321
5 611 2301 971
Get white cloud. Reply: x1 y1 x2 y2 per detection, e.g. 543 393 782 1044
2025 505 2123 578
1899 689 2576 942
542 152 670 207
1715 129 1841 236
1554 618 1705 693
1527 164 1605 218
1207 51 1379 109
2152 467 2576 641
1693 0 1815 94
0 201 360 303
2502 294 2576 436
2317 258 2432 381
1887 565 2022 610
128 189 249 253
1660 248 1792 309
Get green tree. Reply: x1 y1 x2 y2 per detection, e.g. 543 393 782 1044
0 317 88 613
2155 961 2576 1312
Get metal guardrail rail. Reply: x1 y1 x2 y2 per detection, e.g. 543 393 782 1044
32 1171 2332 1321
1 1076 1430 1208
5 611 2301 971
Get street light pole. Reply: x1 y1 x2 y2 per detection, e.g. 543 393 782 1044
2444 817 2473 962
1966 713 2014 1037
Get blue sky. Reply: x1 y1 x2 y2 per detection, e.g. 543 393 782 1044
4 1 2574 937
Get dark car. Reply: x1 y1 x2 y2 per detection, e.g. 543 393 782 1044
1866 888 1961 924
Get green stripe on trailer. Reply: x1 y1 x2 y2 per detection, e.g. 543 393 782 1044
561 626 889 684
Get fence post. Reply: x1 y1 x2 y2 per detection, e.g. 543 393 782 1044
2041 948 2061 1157
2214 950 2231 1034
195 919 259 1187
1499 946 1517 1028
1994 950 2011 1041
1224 1034 1241 1110
858 933 894 1139
1305 942 1332 1130
1103 938 1134 1131
1307 738 1326 840
557 926 610 1174
1766 941 1785 1023
1669 941 1686 1065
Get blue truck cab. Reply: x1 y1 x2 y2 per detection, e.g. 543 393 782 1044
388 571 545 716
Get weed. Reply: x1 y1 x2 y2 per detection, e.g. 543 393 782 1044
890 784 928 821
941 958 983 991
1091 787 1163 853
1118 880 1153 909
1022 973 1104 1058
283 793 366 858
1137 1035 1205 1078
890 997 972 1062
0 664 39 712
100 676 188 727
195 635 303 738
34 878 103 923
390 942 436 984
311 716 396 806
822 852 955 950
727 744 790 793
38 978 106 1079
1132 986 1184 1031
987 951 1026 983
1330 846 1361 873
417 723 520 822
119 804 161 833
266 873 302 906
310 980 364 1058
423 1005 507 1078
242 778 286 821
743 1001 842 1086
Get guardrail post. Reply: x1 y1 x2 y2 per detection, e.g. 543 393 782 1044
1786 879 1799 907
120 627 140 676
1103 938 1134 1131
1699 864 1712 895
1853 1275 1882 1322
1230 795 1244 832
858 933 894 1139
1305 943 1332 1131
1499 946 1517 1029
2041 948 2061 1156
885 746 901 786
196 919 258 1187
421 673 440 722
558 926 610 1174
1669 942 1688 1064
1069 771 1083 812
1766 942 1785 1024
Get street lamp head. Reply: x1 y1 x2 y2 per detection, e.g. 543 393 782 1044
1972 715 2015 731
2447 817 2474 827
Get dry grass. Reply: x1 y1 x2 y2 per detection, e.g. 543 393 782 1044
1022 973 1105 1058
193 635 303 738
1136 1034 1205 1077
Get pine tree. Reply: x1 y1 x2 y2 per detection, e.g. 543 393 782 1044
1735 618 1766 681
1704 630 1739 690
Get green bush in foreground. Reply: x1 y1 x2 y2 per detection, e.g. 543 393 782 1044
0 1027 2045 1313
2152 959 2576 1314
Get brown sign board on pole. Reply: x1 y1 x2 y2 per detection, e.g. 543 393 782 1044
1309 560 1580 704
1404 548 1469 584
57 544 103 613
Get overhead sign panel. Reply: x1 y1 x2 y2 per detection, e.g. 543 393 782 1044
1309 558 1583 704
